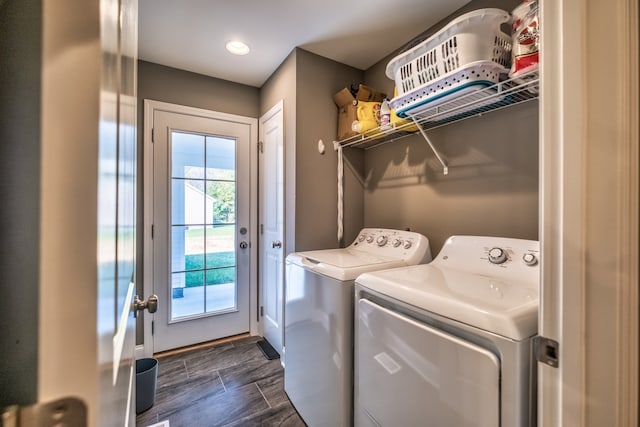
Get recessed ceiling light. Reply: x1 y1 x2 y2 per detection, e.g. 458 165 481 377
226 40 250 56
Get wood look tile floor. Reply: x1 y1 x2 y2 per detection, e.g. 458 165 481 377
136 335 306 427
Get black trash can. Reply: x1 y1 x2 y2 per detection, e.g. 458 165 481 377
136 358 158 414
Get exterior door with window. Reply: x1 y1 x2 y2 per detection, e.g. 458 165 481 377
151 106 255 352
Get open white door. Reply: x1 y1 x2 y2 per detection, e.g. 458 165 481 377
36 0 140 425
259 101 285 356
100 1 141 423
539 0 638 425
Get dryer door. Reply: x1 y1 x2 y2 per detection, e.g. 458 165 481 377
355 298 500 427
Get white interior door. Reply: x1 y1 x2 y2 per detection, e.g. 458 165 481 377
29 0 139 424
259 101 285 355
107 0 139 423
151 104 256 353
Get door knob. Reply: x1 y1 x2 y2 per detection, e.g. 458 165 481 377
239 241 249 249
272 240 282 249
132 294 158 318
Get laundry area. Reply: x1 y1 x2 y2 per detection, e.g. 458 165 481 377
3 0 636 425
136 0 542 422
267 1 542 425
133 0 628 425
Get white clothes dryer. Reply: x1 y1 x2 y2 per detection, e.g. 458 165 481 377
354 235 540 427
284 228 432 427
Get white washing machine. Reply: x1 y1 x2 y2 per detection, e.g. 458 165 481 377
354 235 540 427
284 228 432 427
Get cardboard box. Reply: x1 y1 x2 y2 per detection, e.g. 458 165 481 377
333 84 387 140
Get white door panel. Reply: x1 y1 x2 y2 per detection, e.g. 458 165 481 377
259 101 285 355
264 251 282 326
35 0 138 424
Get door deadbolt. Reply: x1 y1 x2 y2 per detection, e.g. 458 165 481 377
133 294 158 318
239 241 249 249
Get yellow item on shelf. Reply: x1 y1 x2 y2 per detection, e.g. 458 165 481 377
357 101 381 126
353 101 384 138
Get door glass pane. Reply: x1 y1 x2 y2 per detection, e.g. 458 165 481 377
172 132 204 178
171 225 203 272
206 136 235 180
171 271 205 318
206 181 236 224
171 179 206 223
170 131 237 321
205 226 236 312
206 267 236 313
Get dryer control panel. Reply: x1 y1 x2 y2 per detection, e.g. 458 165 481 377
433 235 540 284
350 228 432 264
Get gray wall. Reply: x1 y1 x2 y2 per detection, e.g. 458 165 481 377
361 0 537 254
137 61 260 140
362 103 538 254
295 49 364 250
0 0 41 406
260 49 364 253
136 61 260 343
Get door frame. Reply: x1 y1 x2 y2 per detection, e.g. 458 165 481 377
539 0 638 425
142 99 259 357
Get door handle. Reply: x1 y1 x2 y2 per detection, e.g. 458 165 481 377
272 240 282 249
132 294 158 318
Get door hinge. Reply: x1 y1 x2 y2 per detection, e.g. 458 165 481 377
151 128 154 143
533 335 559 368
151 224 154 239
260 224 264 235
260 306 264 317
258 141 264 153
1 397 87 427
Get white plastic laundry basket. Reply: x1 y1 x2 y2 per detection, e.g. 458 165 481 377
387 8 512 118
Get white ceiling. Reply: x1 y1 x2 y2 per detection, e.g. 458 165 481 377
138 0 471 88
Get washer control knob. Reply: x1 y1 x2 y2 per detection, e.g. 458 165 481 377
403 240 413 250
392 238 402 248
488 247 508 264
523 253 538 266
376 235 388 247
366 235 374 243
358 234 366 242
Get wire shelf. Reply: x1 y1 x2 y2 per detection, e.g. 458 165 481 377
335 71 539 151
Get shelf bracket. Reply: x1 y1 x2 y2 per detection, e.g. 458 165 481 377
411 117 448 175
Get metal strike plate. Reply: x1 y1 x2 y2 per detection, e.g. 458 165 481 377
1 397 86 427
534 335 559 368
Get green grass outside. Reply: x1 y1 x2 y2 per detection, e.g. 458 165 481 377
183 251 235 287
